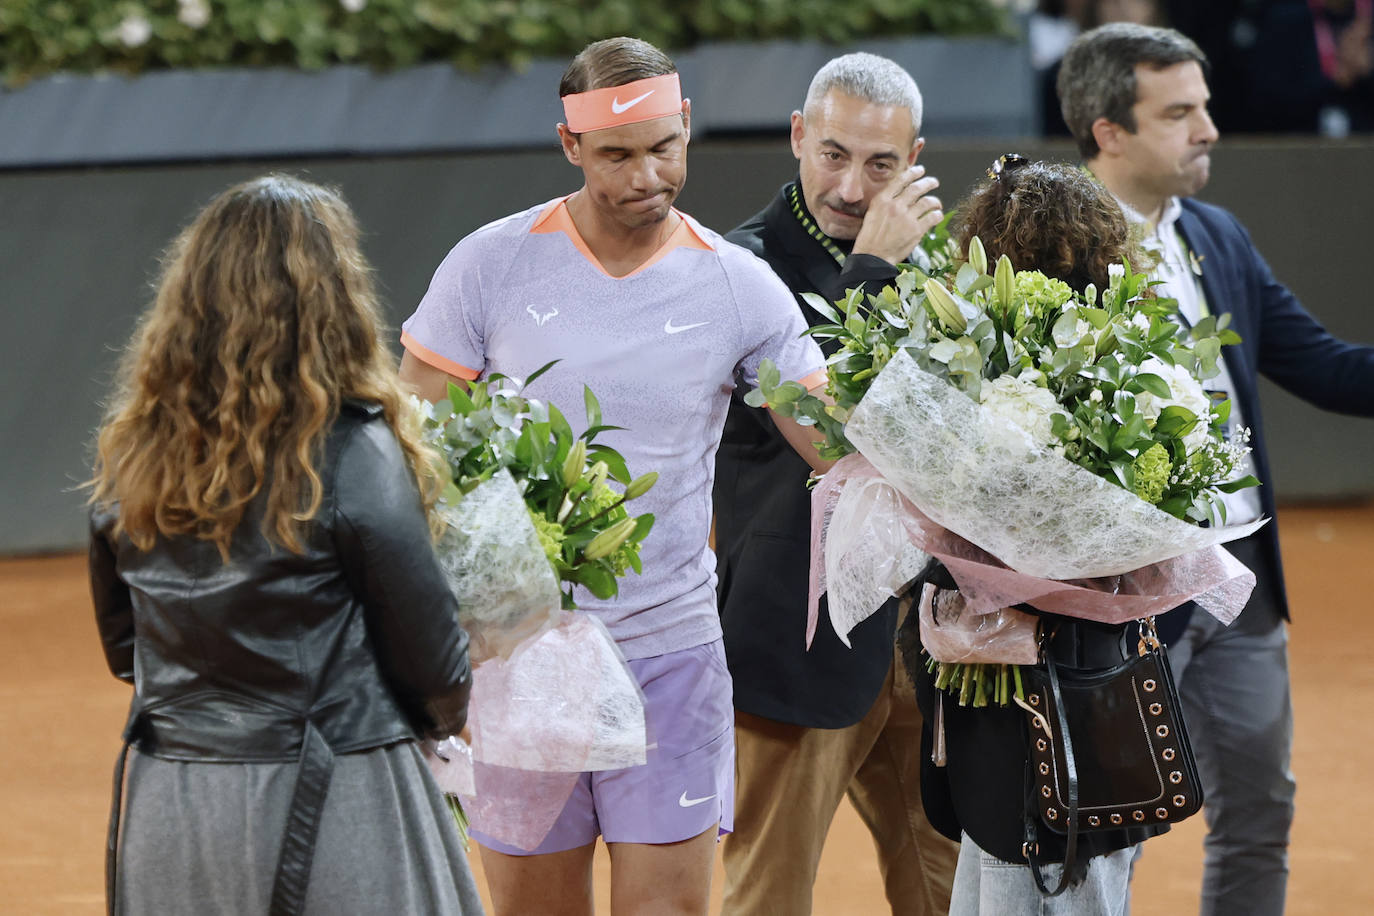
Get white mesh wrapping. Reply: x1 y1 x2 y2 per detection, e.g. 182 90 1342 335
846 350 1265 580
461 612 648 851
433 470 563 660
468 612 646 772
428 470 650 852
812 472 928 647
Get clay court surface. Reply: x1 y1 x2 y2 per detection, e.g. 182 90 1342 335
3 502 1371 914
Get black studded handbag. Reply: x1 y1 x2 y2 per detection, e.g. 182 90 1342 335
1020 617 1203 896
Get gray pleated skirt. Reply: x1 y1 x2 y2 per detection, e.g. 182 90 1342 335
114 741 484 915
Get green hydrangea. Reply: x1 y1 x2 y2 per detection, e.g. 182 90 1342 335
528 510 566 565
1014 270 1075 319
583 482 621 516
1131 443 1172 505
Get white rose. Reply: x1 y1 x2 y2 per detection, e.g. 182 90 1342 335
1135 357 1214 453
115 14 152 47
980 373 1068 447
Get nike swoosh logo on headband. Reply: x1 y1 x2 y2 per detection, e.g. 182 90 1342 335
611 90 655 114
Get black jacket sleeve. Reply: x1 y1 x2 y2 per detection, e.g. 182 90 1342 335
333 419 472 739
817 254 901 305
88 507 136 684
1230 211 1374 416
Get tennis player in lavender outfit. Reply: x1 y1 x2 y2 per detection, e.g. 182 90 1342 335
399 37 829 915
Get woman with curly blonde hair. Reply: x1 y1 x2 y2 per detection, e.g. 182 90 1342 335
88 174 481 915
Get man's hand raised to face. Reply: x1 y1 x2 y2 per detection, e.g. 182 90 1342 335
850 165 943 265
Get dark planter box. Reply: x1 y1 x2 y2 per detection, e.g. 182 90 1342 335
0 36 1035 168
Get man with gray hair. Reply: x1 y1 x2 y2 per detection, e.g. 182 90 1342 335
713 52 957 915
1058 22 1374 916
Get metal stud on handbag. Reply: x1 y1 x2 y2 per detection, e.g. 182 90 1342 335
1019 617 1203 895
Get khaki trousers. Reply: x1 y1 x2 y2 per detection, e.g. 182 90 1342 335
720 646 958 915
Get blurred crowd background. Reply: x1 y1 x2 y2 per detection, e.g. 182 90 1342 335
1032 0 1374 136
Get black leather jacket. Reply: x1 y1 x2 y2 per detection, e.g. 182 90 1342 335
90 402 471 914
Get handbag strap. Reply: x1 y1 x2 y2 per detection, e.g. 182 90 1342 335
1027 644 1079 896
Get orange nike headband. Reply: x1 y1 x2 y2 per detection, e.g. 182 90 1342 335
561 73 683 133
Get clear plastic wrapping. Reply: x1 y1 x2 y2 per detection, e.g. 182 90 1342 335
434 469 563 661
429 470 648 851
917 583 1040 664
459 612 647 851
807 350 1263 644
847 351 1266 580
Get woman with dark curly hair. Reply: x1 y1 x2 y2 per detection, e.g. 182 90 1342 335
87 174 482 915
952 157 1139 295
913 156 1163 916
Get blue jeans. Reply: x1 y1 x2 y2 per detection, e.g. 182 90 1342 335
1167 599 1295 916
951 833 1134 916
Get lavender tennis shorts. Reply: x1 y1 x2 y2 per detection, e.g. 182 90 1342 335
473 639 735 855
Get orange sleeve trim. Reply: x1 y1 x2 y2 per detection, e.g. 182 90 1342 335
530 195 576 233
797 369 829 393
400 330 481 381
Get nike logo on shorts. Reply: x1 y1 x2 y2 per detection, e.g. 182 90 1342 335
611 90 655 114
664 319 709 334
678 791 716 808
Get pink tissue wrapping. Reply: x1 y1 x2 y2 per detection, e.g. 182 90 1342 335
459 610 648 852
462 765 582 851
807 453 1260 648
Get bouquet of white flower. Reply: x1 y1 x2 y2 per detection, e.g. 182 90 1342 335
749 239 1263 707
413 363 658 849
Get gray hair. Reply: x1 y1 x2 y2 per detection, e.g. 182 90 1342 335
803 53 924 135
1057 23 1208 160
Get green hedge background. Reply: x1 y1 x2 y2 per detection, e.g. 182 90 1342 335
0 0 1012 87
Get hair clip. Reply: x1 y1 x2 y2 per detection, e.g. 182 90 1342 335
988 153 1030 180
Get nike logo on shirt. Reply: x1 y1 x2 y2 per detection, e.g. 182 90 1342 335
678 791 716 808
664 319 709 334
611 90 655 114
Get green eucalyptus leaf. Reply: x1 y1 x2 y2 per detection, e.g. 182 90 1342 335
1108 458 1133 490
954 261 979 294
583 385 602 430
757 359 781 392
573 563 617 599
964 274 994 296
1215 474 1261 493
1157 494 1191 520
801 292 843 324
1154 405 1198 438
629 512 655 543
446 379 477 414
547 403 573 442
1130 372 1172 399
523 359 559 389
581 424 626 441
928 338 962 364
587 444 631 484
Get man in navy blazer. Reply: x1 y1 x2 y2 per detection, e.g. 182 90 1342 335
1058 23 1374 916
